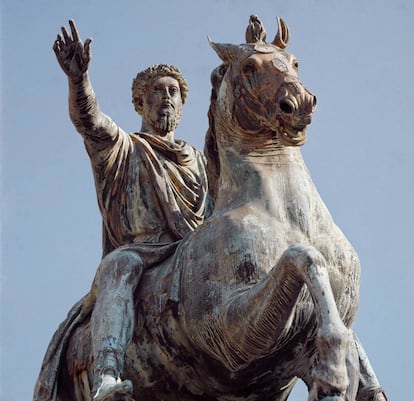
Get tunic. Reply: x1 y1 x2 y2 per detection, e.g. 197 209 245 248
83 124 208 255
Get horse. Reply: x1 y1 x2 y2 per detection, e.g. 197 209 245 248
40 16 386 401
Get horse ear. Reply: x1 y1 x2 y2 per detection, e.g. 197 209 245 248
208 37 241 64
271 17 290 49
245 15 267 43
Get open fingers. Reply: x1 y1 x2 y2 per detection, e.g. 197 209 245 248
52 34 69 71
84 37 92 57
53 34 63 53
69 19 81 42
61 25 71 44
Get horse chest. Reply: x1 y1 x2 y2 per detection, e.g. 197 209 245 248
190 198 358 293
196 205 303 283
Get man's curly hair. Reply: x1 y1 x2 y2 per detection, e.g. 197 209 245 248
132 64 188 115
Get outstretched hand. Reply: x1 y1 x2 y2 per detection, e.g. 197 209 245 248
53 20 92 79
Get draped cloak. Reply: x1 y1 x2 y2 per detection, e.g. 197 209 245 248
33 129 208 401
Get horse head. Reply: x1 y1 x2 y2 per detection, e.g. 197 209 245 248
208 16 317 149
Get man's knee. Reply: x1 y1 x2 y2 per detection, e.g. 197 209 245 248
98 249 145 284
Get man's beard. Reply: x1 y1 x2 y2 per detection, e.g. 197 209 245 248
152 114 178 135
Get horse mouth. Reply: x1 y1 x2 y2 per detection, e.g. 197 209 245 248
280 127 307 146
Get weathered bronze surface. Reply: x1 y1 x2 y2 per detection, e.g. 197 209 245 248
34 16 387 401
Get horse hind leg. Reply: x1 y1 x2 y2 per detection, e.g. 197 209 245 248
279 245 354 401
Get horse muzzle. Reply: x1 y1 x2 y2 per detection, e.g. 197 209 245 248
276 81 317 146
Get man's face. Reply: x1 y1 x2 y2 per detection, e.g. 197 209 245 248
142 76 183 136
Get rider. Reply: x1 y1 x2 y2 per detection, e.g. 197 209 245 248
51 20 208 401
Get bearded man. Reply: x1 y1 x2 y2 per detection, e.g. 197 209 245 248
34 20 208 401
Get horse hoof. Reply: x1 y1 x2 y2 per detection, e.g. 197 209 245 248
319 396 344 401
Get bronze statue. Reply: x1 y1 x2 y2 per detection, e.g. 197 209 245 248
34 16 387 401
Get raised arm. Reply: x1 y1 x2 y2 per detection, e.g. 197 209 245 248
53 20 118 142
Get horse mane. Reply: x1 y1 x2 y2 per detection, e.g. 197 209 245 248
203 64 227 203
204 15 290 203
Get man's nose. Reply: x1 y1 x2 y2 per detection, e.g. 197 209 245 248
161 88 171 99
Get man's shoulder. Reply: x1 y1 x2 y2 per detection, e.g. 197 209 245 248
129 132 206 168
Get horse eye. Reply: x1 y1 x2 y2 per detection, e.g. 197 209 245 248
218 64 228 76
293 60 299 69
242 62 257 75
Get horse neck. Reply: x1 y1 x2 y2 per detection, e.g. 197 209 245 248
214 129 316 211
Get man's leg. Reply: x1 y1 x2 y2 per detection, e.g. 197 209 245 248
90 249 145 401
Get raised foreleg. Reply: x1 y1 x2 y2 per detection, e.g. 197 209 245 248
184 244 353 401
270 245 354 401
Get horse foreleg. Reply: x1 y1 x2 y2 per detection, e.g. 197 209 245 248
284 247 352 401
354 336 388 401
184 244 352 399
224 244 352 400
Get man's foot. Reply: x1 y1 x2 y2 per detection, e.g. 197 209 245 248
358 387 388 401
372 388 388 401
93 374 133 401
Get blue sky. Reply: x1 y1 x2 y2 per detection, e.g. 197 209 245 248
2 1 413 400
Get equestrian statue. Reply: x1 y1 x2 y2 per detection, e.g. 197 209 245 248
34 15 388 401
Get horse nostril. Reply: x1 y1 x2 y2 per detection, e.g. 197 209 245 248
312 96 317 109
280 100 293 114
